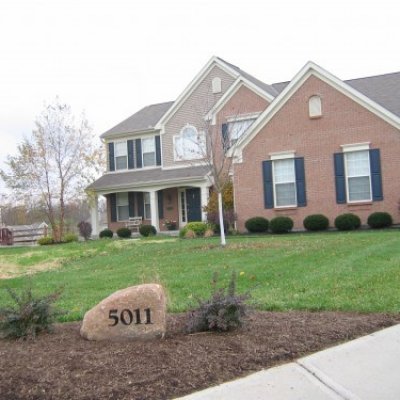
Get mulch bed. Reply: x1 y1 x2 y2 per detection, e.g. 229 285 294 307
1 311 399 400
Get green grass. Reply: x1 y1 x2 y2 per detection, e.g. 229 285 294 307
0 231 399 321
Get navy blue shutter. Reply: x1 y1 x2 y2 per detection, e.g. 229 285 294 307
295 157 307 207
135 139 142 168
262 160 274 209
109 193 117 222
370 149 383 201
108 143 115 171
334 153 346 204
128 192 135 217
158 190 164 219
221 123 228 152
155 136 162 166
137 192 144 218
127 140 135 169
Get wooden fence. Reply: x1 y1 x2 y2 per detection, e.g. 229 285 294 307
1 223 48 245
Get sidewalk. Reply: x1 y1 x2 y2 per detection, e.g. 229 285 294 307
177 323 400 400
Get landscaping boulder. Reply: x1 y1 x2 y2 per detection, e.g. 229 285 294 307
80 284 166 341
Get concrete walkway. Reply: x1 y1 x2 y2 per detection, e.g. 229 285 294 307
177 324 400 400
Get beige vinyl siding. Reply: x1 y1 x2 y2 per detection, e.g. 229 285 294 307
162 65 235 167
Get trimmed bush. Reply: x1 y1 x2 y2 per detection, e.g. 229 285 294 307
38 236 54 246
139 224 157 237
270 216 294 234
367 212 393 229
245 217 269 233
77 221 92 240
184 229 196 239
64 233 78 243
204 228 214 238
334 213 361 231
0 287 63 339
99 229 113 239
303 214 329 231
116 227 132 238
179 222 208 238
187 272 250 333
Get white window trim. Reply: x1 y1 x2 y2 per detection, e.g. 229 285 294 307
226 112 261 123
141 136 157 168
344 150 373 203
173 124 205 162
270 151 296 161
341 142 370 153
272 158 297 208
114 140 128 171
144 192 151 219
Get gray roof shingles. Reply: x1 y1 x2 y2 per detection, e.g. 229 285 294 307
101 101 174 139
92 62 399 192
345 72 400 117
87 166 210 191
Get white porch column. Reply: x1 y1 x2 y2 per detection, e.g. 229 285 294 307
200 185 209 222
149 190 159 231
90 194 99 236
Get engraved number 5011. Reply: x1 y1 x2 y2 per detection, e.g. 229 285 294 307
108 308 152 326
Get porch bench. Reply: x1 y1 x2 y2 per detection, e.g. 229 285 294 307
125 216 143 232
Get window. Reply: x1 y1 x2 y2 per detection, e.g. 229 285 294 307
144 192 151 219
226 118 255 147
309 95 322 118
142 137 156 167
273 159 297 207
212 77 222 94
345 151 372 202
115 141 127 170
116 193 129 221
263 156 306 209
174 125 205 161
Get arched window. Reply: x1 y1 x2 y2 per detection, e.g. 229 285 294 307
212 77 222 94
174 125 206 161
309 95 322 118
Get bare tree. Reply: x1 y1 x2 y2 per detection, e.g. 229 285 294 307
176 110 244 247
0 99 104 241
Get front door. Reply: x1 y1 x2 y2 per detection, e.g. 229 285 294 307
185 188 202 222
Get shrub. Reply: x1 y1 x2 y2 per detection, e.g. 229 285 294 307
139 224 157 237
367 212 393 229
99 229 113 239
116 227 132 238
270 216 294 234
245 217 269 233
38 236 54 246
184 229 196 239
179 222 208 238
204 228 214 238
64 233 78 243
303 214 329 231
334 213 361 231
77 221 92 240
187 272 250 333
0 287 63 339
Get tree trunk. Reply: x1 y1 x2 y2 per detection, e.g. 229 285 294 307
218 191 226 247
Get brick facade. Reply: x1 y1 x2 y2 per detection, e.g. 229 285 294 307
234 75 400 230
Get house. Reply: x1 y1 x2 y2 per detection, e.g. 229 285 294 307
88 57 400 233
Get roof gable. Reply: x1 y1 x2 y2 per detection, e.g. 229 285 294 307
234 62 400 156
155 56 276 129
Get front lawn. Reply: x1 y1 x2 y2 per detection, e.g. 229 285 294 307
0 231 399 321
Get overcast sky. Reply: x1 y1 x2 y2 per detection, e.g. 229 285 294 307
0 0 399 193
